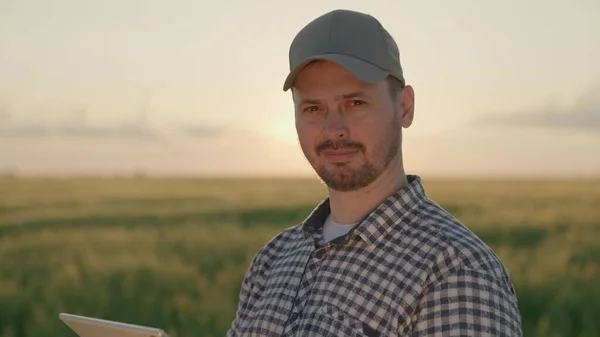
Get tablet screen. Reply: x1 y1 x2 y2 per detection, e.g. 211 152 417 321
59 313 169 337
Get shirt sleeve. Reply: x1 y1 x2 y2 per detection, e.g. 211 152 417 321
226 249 265 337
411 267 523 336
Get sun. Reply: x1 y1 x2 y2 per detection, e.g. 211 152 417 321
270 113 298 146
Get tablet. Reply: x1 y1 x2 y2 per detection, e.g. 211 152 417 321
59 313 170 337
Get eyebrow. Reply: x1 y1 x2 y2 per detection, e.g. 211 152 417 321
340 91 372 100
298 91 372 106
299 98 321 105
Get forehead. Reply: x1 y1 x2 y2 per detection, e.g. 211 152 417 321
293 61 376 96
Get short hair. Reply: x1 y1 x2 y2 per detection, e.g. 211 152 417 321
386 76 405 101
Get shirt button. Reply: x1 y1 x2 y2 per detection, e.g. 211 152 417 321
290 312 299 322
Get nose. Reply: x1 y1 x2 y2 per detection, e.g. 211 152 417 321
323 109 348 139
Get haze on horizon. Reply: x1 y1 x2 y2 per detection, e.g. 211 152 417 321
1 0 599 178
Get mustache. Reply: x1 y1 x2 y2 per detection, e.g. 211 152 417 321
316 139 364 154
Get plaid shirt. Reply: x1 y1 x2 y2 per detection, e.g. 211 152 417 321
227 175 522 336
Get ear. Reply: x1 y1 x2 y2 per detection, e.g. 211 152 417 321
399 85 415 128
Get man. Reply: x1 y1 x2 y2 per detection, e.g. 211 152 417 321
227 9 522 337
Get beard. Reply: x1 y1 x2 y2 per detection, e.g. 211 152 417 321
301 114 401 192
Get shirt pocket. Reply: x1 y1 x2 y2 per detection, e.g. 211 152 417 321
321 305 382 337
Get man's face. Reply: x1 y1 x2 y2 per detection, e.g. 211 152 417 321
292 61 414 191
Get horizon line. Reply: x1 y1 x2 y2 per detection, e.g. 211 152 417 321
2 171 599 181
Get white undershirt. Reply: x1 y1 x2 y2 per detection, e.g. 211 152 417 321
322 213 358 243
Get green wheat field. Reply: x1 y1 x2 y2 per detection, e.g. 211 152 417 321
1 175 599 337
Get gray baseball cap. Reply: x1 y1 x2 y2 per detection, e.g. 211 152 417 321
283 9 405 91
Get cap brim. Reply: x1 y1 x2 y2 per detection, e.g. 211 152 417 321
282 54 390 91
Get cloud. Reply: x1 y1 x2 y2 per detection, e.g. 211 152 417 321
0 121 235 141
178 125 226 139
0 123 161 140
0 124 52 138
0 107 164 140
55 124 160 140
0 123 312 177
0 102 242 143
0 107 10 123
475 84 600 132
0 121 162 141
0 116 234 142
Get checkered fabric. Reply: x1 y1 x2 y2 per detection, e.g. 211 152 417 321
227 175 523 336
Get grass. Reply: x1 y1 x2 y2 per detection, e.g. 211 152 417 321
0 175 599 337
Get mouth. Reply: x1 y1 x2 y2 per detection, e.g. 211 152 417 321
321 148 360 162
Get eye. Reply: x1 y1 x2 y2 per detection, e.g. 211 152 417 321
349 100 366 106
303 106 320 113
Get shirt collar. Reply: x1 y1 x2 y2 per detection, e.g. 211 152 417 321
302 175 428 245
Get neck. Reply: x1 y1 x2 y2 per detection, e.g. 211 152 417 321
327 157 408 224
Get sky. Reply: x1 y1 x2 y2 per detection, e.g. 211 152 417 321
1 0 599 178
